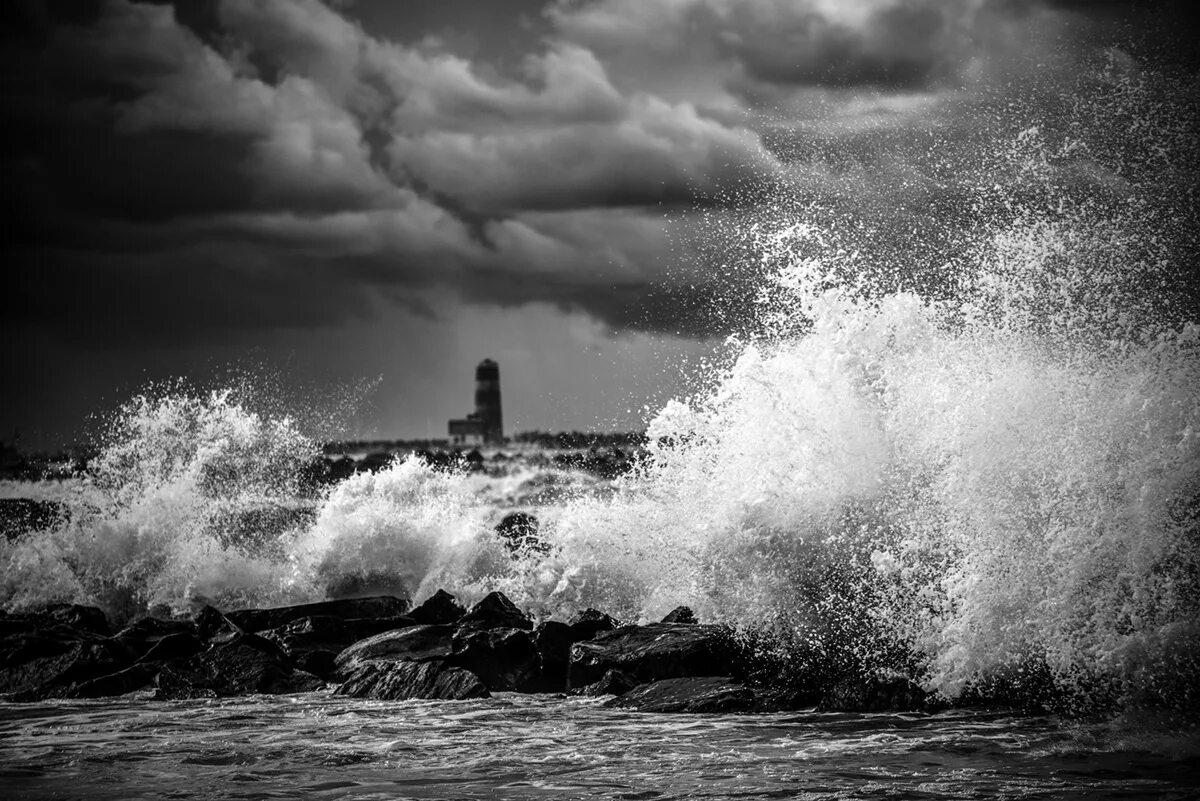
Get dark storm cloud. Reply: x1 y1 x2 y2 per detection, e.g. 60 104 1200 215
2 0 1194 358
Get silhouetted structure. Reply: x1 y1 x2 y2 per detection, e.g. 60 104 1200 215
448 359 504 444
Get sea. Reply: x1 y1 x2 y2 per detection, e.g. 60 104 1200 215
2 60 1199 799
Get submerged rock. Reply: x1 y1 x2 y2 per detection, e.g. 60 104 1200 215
494 512 547 554
336 660 490 701
224 595 410 633
408 589 466 625
457 591 532 632
567 623 737 691
817 669 934 713
606 677 757 713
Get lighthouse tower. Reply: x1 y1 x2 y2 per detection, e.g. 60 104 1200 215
473 359 503 443
447 359 504 445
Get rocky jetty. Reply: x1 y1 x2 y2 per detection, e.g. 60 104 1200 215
0 594 940 714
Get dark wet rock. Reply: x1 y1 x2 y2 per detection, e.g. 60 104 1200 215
817 669 934 713
451 627 540 692
605 677 757 713
408 590 465 625
577 669 638 697
567 623 737 691
295 650 338 681
566 609 618 642
224 595 411 633
137 632 204 664
335 624 457 674
457 591 532 632
661 606 696 624
336 659 490 701
0 635 133 698
0 604 111 638
260 614 416 671
194 606 242 644
532 621 572 692
67 664 156 698
0 498 68 541
114 617 196 661
154 633 321 700
494 512 547 554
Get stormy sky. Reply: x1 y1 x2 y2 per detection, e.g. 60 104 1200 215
1 0 1194 448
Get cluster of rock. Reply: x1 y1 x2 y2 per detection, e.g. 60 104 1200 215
0 593 935 714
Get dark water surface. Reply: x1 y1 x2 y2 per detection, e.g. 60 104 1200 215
2 694 1197 800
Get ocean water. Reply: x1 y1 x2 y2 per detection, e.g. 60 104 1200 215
2 55 1199 799
3 694 1198 801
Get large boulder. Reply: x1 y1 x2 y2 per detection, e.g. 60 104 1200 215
336 660 490 701
408 590 465 625
260 614 416 678
531 621 573 692
154 633 322 700
0 605 130 698
817 669 934 713
452 627 540 692
0 636 133 699
456 591 531 632
566 609 618 643
67 664 156 699
224 595 410 633
334 624 457 674
605 677 758 713
114 616 196 661
567 623 737 691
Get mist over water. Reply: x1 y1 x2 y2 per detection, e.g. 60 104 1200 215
2 60 1197 717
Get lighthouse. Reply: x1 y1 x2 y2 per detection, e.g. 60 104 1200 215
448 359 504 445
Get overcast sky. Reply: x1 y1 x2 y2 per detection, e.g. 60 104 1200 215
1 0 1193 448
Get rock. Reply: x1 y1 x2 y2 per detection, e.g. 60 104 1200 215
154 634 322 699
294 650 338 680
224 595 410 633
567 623 737 691
408 590 465 625
260 614 416 671
114 617 196 661
567 609 618 642
661 606 696 624
605 677 758 713
194 606 242 644
577 669 638 697
336 659 490 701
137 632 204 664
452 627 540 692
817 669 933 713
457 591 531 632
66 664 155 699
334 624 457 674
532 621 573 692
494 512 547 554
0 636 133 698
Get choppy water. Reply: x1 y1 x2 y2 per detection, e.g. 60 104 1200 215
3 694 1198 800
